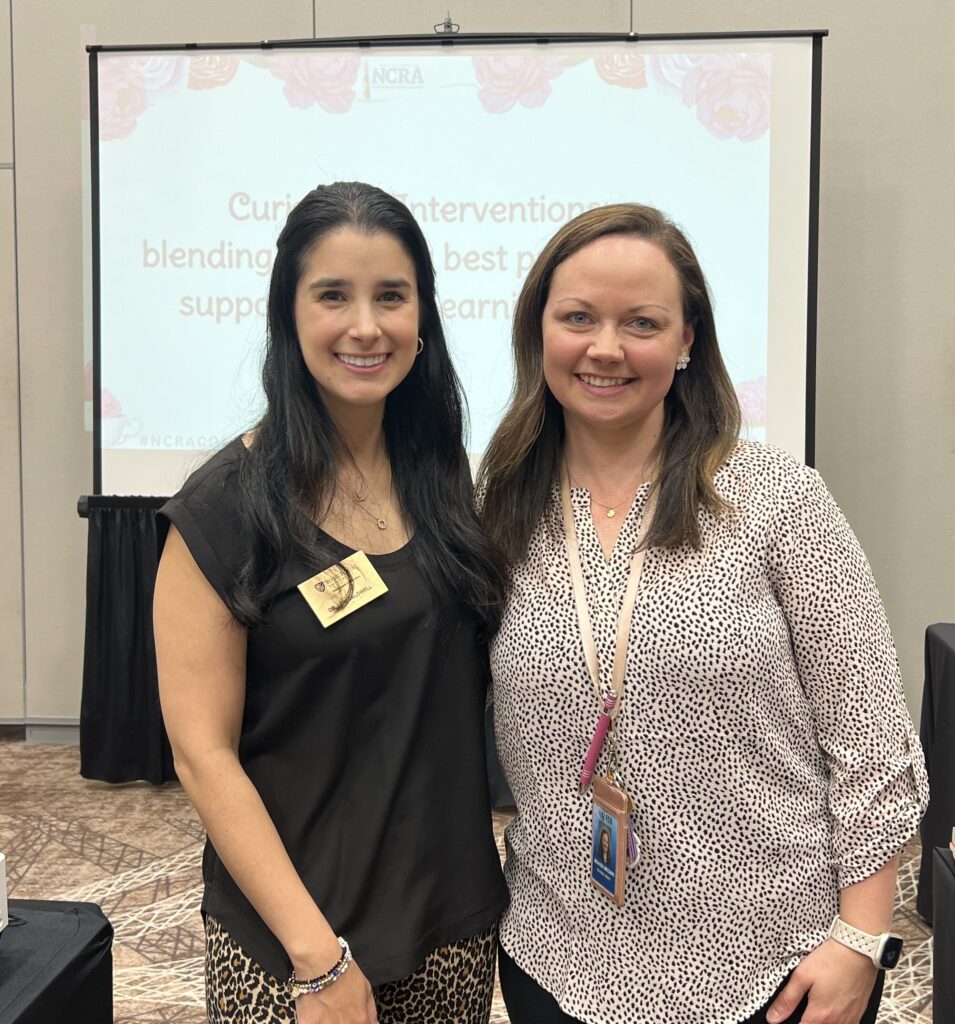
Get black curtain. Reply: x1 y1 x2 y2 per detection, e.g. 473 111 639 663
79 497 175 784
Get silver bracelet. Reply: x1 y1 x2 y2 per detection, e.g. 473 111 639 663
288 937 353 999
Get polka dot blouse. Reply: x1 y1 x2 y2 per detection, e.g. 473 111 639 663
491 440 928 1024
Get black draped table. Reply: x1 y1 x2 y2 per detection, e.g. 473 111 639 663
78 496 514 804
935 847 955 1024
0 900 112 1024
917 623 955 922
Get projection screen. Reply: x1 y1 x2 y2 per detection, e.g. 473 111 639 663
88 32 823 496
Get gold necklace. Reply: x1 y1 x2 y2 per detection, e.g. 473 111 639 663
590 494 633 519
568 470 644 519
352 475 388 530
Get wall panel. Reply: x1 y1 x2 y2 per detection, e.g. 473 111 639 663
0 0 11 164
8 0 954 722
314 0 628 38
622 0 955 716
0 168 23 719
11 1 312 719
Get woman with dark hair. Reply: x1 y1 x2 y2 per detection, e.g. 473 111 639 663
597 828 611 866
154 182 508 1024
479 204 928 1024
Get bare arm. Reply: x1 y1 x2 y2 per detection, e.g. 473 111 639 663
155 525 376 1023
766 855 899 1024
839 854 899 934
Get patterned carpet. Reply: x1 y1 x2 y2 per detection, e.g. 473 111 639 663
0 739 934 1022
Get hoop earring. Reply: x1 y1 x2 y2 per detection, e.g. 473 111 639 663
416 337 424 356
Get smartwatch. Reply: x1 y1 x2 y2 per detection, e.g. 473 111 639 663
828 915 904 969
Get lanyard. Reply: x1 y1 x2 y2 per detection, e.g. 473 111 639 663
560 462 655 788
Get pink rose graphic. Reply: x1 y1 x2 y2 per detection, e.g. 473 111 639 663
651 53 771 142
735 376 767 426
101 387 123 419
96 55 188 140
472 55 567 114
98 388 142 447
649 54 702 92
84 363 123 417
269 55 361 113
129 56 189 102
594 53 647 90
97 60 149 141
188 54 240 91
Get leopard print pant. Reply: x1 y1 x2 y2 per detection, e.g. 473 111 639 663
205 915 497 1023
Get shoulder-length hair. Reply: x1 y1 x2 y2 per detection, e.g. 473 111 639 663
229 181 507 634
478 203 740 566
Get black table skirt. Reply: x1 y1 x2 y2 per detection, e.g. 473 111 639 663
0 900 112 1024
918 623 955 922
934 847 955 1024
80 500 173 785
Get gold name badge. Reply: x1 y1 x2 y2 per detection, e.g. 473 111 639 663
297 551 388 627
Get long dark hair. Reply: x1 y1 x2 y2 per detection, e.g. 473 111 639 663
228 181 507 634
479 203 740 566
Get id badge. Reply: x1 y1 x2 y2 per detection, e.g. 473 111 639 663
591 775 630 907
297 551 388 627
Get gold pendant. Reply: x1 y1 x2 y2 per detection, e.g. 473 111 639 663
606 508 616 518
377 518 387 530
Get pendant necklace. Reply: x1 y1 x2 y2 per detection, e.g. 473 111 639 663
567 470 644 519
352 476 388 530
589 494 633 519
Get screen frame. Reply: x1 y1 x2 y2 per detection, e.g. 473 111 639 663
87 29 826 494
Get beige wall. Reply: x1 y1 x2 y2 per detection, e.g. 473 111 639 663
4 1 953 724
0 0 23 721
8 1 312 722
0 0 11 164
632 0 955 719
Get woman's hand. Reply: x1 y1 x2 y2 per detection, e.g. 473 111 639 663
765 939 877 1024
294 962 378 1024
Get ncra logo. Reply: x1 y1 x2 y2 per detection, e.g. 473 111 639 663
369 63 424 88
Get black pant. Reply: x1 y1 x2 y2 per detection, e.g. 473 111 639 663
498 944 886 1024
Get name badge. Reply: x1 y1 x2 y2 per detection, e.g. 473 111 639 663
591 775 631 907
297 551 388 627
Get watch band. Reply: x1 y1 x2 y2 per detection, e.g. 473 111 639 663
828 915 902 969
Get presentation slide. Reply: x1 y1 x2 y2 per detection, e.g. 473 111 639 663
90 37 815 495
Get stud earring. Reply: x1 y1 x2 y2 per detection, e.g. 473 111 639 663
676 353 690 371
416 337 424 355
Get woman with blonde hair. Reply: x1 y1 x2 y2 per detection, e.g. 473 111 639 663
480 204 927 1024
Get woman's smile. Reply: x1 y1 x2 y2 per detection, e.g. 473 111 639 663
576 373 636 395
334 352 393 372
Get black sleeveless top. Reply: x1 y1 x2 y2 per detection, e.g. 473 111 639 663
158 439 506 984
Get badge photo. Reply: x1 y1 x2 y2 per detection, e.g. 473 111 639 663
591 775 629 906
592 806 619 897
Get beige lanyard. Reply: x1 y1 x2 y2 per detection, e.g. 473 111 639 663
560 462 655 709
560 462 655 788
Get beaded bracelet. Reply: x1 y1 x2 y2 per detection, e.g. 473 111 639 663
288 937 353 999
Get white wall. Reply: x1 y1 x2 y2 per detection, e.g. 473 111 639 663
2 0 951 726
